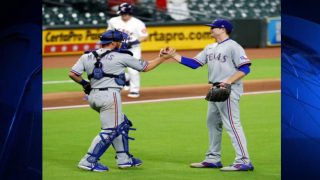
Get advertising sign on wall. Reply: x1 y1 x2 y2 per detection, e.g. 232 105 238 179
42 25 215 56
267 17 281 46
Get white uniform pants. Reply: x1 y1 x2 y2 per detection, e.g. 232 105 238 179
125 46 141 93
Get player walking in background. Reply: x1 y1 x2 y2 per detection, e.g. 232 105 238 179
69 30 176 172
107 2 149 98
163 19 254 171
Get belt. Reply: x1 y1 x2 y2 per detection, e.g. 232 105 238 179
99 88 108 91
211 82 236 86
92 88 109 91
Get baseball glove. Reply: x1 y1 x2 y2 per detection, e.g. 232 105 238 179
83 84 92 95
205 82 231 102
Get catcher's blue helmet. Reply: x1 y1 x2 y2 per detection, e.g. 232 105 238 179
96 29 131 49
205 19 233 31
117 3 133 14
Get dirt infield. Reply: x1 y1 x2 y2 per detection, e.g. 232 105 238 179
43 47 280 69
43 79 280 108
43 47 281 109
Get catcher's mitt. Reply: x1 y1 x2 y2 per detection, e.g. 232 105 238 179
205 82 231 102
83 84 92 95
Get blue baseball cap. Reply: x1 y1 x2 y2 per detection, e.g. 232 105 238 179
96 30 124 44
205 19 233 31
117 3 133 14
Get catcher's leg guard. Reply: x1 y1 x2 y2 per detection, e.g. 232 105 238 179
86 129 119 169
115 115 136 157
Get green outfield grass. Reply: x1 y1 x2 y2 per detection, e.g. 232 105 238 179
43 58 280 93
43 93 280 180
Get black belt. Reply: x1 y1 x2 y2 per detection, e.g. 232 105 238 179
93 88 108 91
88 74 120 80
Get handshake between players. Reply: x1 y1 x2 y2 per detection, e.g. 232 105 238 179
159 46 177 60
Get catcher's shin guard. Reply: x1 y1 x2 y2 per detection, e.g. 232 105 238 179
115 115 136 157
87 130 119 163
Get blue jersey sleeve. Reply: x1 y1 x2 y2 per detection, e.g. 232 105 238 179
180 56 202 69
238 64 250 75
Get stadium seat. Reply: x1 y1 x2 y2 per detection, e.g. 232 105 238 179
43 17 50 26
133 2 154 20
189 5 198 11
76 13 90 25
48 15 63 26
42 0 281 25
90 12 109 24
235 11 247 18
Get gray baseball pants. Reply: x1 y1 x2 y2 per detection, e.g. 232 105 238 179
205 84 251 164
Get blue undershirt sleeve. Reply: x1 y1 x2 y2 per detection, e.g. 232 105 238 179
180 56 202 69
238 64 250 74
131 39 140 45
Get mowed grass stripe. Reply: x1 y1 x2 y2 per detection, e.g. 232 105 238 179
43 90 280 111
43 58 280 93
43 93 280 180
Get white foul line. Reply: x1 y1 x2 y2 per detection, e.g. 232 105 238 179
43 79 89 84
43 90 280 111
43 80 74 84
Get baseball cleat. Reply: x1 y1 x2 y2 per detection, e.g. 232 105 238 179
78 162 109 172
118 158 143 169
190 161 223 168
220 162 254 171
127 92 139 98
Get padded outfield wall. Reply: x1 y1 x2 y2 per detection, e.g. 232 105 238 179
42 18 280 56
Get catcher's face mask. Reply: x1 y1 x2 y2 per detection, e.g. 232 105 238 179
120 32 131 50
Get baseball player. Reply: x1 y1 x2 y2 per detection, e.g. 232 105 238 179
164 19 254 171
69 29 176 172
107 2 149 98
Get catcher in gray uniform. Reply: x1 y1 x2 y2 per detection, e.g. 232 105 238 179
69 29 176 172
164 19 254 171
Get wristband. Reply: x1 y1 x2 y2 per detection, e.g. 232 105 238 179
79 79 89 86
130 39 140 45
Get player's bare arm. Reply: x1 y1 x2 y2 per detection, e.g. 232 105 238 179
143 47 176 72
137 36 148 42
160 46 204 69
172 53 182 63
160 46 181 62
224 71 247 84
69 72 91 89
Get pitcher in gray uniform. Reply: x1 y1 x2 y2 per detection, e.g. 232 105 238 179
165 19 254 171
69 30 176 172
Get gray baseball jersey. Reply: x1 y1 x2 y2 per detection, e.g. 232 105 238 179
71 48 148 89
107 16 149 94
193 39 251 84
193 39 252 165
74 49 148 166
